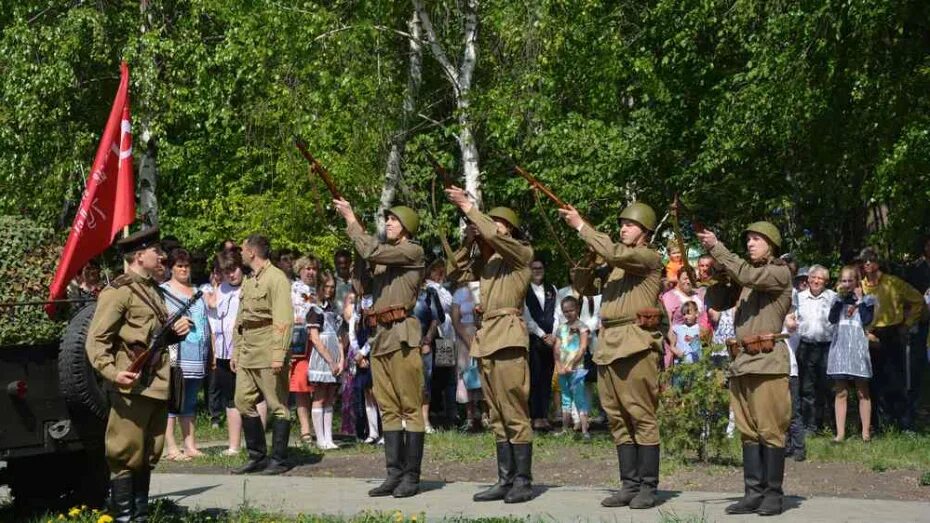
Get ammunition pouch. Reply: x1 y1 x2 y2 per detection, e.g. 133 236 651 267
365 306 411 328
725 333 781 359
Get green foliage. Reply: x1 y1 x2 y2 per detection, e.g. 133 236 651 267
658 349 731 462
0 216 66 345
2 1 930 274
920 470 930 486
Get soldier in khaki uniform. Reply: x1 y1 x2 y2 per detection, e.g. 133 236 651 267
232 234 295 475
698 222 792 516
446 186 536 504
333 198 426 498
86 227 191 522
560 202 664 509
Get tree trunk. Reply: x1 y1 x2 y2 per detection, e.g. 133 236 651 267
377 10 423 234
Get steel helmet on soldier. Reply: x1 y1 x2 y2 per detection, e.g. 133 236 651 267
618 202 657 232
488 207 521 230
742 221 782 250
385 206 419 235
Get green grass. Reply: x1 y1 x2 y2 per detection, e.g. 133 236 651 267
26 499 536 523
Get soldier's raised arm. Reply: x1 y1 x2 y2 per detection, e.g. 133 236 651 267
699 222 791 293
560 202 661 275
464 206 532 268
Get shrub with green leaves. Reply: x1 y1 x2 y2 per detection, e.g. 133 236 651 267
659 348 731 462
0 215 66 345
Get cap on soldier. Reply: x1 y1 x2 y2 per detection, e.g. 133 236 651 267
619 202 657 232
742 221 782 250
116 226 161 255
488 207 521 230
385 206 419 235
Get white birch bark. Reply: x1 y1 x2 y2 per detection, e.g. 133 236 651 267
413 0 482 208
377 10 424 234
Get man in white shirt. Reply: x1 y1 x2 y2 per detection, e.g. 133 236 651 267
523 258 560 431
794 265 836 434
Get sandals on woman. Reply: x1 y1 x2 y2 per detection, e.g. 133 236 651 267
300 433 314 446
164 451 191 462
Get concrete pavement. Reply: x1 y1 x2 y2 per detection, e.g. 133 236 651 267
151 473 930 522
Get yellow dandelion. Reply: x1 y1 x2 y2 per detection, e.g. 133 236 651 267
96 515 114 523
394 512 404 522
411 516 418 522
57 515 65 521
68 507 81 517
81 505 87 510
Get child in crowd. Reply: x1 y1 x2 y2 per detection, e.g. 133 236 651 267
828 265 874 442
664 240 683 290
669 301 702 364
348 291 382 444
553 296 591 440
307 273 344 450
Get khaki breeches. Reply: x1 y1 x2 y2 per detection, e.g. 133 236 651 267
371 345 425 432
730 374 791 447
105 392 168 477
479 347 533 444
235 367 290 420
597 350 660 446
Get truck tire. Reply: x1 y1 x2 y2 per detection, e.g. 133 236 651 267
58 302 109 421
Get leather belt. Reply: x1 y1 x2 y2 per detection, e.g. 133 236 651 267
601 317 634 328
480 307 522 321
238 318 272 333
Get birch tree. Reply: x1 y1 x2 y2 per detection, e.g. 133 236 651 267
377 10 423 233
412 0 482 207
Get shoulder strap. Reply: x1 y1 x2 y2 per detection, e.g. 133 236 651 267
127 282 168 323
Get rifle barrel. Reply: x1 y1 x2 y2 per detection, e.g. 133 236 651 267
513 165 569 209
294 138 343 200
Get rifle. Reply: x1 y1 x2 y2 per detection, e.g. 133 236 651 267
423 149 456 190
513 164 570 209
127 290 203 375
294 136 343 200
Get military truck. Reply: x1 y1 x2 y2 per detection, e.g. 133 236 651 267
0 216 109 512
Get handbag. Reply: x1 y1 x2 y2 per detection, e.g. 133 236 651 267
290 324 308 356
463 358 482 390
433 335 456 367
167 364 185 414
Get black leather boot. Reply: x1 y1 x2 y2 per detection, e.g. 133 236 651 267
629 445 659 509
393 431 424 498
726 443 765 514
473 441 514 501
758 446 786 516
132 469 151 522
503 443 533 504
602 444 639 507
262 418 293 475
109 474 134 523
233 415 268 474
368 430 405 496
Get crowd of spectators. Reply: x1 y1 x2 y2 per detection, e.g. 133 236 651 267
69 233 930 456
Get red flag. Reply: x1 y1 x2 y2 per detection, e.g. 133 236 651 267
46 62 136 315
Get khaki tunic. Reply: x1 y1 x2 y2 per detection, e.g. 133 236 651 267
575 226 664 364
709 243 792 377
86 271 171 399
346 221 424 357
709 243 792 447
346 222 425 432
453 206 533 357
452 207 534 443
85 270 174 475
233 261 294 368
572 225 663 446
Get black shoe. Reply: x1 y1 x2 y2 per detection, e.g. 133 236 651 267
109 475 134 523
758 446 786 516
602 444 639 507
474 441 514 502
629 445 659 509
233 415 268 474
393 431 424 498
369 430 405 497
725 443 764 514
132 469 151 522
504 443 533 504
793 448 806 462
262 419 293 475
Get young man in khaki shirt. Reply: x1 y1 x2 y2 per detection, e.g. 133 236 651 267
560 202 664 510
446 185 536 504
698 222 792 516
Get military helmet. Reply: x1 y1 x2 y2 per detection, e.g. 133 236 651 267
618 202 657 232
743 221 782 250
488 207 521 230
385 205 419 235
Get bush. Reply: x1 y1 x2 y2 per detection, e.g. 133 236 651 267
659 347 731 462
0 216 66 345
